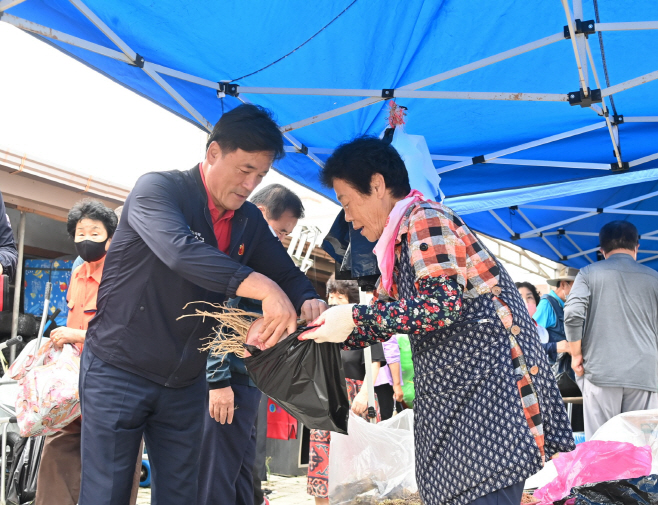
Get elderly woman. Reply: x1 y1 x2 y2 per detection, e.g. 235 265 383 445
303 137 575 505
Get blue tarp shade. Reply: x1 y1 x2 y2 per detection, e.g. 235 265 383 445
2 0 657 268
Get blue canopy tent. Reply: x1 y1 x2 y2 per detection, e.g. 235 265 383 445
1 0 657 269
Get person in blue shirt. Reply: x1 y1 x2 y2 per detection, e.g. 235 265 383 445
533 266 579 364
198 183 308 505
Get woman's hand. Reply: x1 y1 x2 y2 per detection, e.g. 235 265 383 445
50 327 85 349
351 390 368 416
300 304 356 343
393 384 404 403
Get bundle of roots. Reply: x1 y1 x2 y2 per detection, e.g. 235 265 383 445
178 302 261 359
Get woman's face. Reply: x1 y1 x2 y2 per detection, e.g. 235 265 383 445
327 293 350 306
518 287 537 317
75 218 108 244
333 177 391 243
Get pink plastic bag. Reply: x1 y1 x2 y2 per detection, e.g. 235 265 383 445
534 440 652 504
10 340 81 437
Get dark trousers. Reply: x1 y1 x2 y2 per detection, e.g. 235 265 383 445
375 384 402 421
466 481 524 505
252 393 268 505
197 383 262 505
79 348 206 505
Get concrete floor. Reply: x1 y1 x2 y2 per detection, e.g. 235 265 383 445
135 474 314 505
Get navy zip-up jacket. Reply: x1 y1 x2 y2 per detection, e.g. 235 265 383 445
0 192 17 281
85 165 318 388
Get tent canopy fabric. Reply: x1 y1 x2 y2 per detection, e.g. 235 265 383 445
2 0 657 269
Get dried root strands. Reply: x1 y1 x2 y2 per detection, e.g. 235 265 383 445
178 302 261 359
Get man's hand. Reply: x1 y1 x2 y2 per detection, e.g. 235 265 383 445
236 273 297 348
351 391 368 416
557 340 571 354
50 327 85 350
571 354 584 377
209 386 235 424
300 299 328 324
393 384 404 403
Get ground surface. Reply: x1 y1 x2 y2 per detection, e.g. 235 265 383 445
136 474 315 504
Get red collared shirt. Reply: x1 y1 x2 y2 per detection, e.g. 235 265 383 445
199 163 234 253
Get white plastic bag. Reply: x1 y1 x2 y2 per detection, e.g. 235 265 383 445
591 409 658 474
328 409 416 504
390 128 443 202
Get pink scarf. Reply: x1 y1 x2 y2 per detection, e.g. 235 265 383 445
373 189 425 294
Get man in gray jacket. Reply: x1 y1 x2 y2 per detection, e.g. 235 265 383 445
565 221 658 439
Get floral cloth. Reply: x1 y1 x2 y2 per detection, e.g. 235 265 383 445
10 341 81 437
307 378 380 498
344 200 574 504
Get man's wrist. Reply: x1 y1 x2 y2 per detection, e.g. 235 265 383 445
209 380 231 390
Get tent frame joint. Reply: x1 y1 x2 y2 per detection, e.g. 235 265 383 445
564 19 596 39
610 161 630 172
568 88 602 107
472 155 486 164
132 53 145 68
381 89 394 99
612 114 624 125
217 81 239 98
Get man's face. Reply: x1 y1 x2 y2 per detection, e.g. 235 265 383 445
558 281 574 301
261 208 298 241
204 143 273 213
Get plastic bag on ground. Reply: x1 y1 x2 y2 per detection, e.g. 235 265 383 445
533 441 652 504
591 409 658 474
244 330 350 434
12 341 81 437
328 409 416 505
555 474 658 505
6 435 45 505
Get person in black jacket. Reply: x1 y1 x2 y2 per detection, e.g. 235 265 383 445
0 191 17 282
78 104 326 505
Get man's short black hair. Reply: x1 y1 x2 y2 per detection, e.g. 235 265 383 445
320 136 411 199
599 220 639 254
206 104 285 161
250 184 305 220
66 199 118 239
515 281 540 305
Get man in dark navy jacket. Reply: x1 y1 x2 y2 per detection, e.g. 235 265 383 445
78 104 326 505
0 191 17 282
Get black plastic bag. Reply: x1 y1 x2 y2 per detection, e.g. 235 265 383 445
555 474 658 505
7 435 45 505
552 352 581 398
244 329 350 434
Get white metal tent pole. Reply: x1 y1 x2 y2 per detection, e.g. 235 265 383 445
520 189 658 238
66 0 214 131
563 234 594 263
282 31 564 132
584 39 623 168
1 14 132 62
488 210 515 235
515 209 564 260
624 117 658 123
601 70 658 98
560 0 589 97
437 122 606 174
520 205 658 217
0 0 27 11
630 152 658 168
565 246 600 260
639 254 658 264
596 21 658 31
571 0 589 91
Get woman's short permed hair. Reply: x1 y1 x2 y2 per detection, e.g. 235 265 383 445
326 274 360 304
66 199 118 239
320 136 411 199
515 282 540 305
